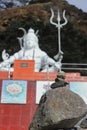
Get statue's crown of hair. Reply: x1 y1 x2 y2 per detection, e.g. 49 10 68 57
28 28 34 34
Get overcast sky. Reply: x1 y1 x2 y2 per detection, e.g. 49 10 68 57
70 82 87 104
66 0 87 12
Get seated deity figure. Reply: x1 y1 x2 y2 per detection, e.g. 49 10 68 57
0 28 62 72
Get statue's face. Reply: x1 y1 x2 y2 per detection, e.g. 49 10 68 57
24 35 35 49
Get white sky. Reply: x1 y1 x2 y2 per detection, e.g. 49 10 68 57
66 0 87 12
70 82 87 104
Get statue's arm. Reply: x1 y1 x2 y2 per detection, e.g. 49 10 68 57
47 56 62 71
0 52 19 68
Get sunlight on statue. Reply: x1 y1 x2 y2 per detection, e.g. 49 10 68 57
0 28 63 72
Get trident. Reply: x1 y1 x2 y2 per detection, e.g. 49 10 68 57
50 8 68 60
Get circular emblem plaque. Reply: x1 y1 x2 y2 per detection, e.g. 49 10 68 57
6 83 22 95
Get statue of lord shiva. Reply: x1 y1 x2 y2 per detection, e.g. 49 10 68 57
0 28 63 72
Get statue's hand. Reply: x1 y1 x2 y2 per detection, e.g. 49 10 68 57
54 62 61 71
0 61 10 69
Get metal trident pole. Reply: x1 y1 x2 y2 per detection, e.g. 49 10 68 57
50 8 68 60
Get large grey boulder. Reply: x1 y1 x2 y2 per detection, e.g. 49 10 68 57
29 87 87 130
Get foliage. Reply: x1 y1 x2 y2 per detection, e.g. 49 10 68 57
30 0 50 4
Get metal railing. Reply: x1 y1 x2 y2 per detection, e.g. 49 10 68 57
62 63 87 71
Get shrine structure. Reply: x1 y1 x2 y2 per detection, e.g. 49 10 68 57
0 9 87 130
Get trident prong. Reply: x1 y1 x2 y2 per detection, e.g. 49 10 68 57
50 8 68 60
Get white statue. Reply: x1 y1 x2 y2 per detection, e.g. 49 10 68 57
0 28 62 72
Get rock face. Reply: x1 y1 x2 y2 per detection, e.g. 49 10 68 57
29 87 87 130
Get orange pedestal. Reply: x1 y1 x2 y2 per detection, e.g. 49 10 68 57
14 59 35 73
13 60 57 80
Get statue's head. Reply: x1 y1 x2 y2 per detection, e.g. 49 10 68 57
24 28 39 50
